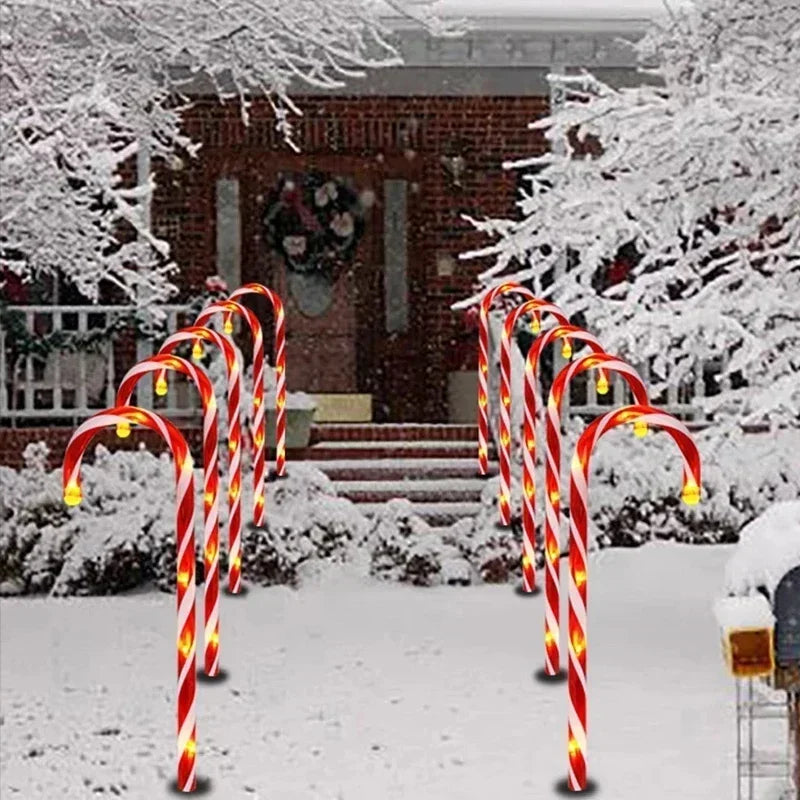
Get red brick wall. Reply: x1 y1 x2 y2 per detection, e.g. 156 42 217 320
0 427 204 471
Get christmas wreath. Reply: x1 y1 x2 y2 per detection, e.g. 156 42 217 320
262 172 366 283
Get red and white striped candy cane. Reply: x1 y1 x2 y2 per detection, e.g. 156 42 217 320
566 405 701 791
62 406 199 792
115 355 221 677
545 352 647 676
521 325 605 597
228 284 287 478
159 327 244 595
477 283 537 476
194 300 267 528
498 300 569 528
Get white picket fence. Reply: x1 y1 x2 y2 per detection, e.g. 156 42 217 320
0 304 203 422
1 303 709 424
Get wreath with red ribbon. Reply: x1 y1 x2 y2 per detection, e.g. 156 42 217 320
262 172 366 283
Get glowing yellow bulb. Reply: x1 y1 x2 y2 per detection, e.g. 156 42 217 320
500 493 510 507
502 394 510 407
229 439 238 453
572 454 584 471
207 397 216 412
277 447 286 459
681 482 701 506
525 482 535 499
561 340 572 359
480 364 488 375
276 396 285 410
256 495 265 508
178 570 191 588
185 739 196 758
204 491 215 506
253 396 261 408
179 633 193 658
223 318 234 335
571 632 586 657
549 489 559 505
545 630 556 646
155 376 168 396
574 569 587 588
63 482 82 506
254 432 264 448
116 421 131 439
210 631 219 647
522 555 531 568
478 446 487 457
525 438 534 450
233 555 241 570
530 315 540 334
548 544 560 563
596 375 609 395
229 486 239 501
633 420 648 438
478 396 487 409
276 365 284 375
569 738 581 757
192 341 204 360
205 544 216 562
500 433 510 447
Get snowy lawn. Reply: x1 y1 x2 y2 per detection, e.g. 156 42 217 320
0 543 781 799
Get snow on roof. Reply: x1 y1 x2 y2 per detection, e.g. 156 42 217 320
397 0 690 20
713 595 774 633
434 0 673 18
723 501 800 599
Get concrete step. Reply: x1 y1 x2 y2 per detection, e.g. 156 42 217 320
311 423 478 443
305 440 492 460
310 457 499 481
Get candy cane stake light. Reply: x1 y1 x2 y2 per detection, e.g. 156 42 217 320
63 406 199 792
544 352 649 677
159 327 245 595
477 282 537 476
115 354 221 677
519 325 607 594
227 284 287 478
498 299 570 528
193 300 267 528
565 405 701 792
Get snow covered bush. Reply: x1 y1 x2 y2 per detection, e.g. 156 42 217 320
459 0 800 433
365 499 472 586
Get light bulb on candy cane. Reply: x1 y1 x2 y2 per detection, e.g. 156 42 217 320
530 314 540 333
192 340 204 360
155 374 168 396
63 481 82 506
681 480 701 506
561 338 572 359
596 374 609 395
223 314 234 335
116 420 131 438
633 420 648 438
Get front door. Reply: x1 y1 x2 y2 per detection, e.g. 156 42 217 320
241 159 382 401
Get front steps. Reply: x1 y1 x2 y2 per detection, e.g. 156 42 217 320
294 424 497 526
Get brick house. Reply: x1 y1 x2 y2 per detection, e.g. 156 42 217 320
1 4 652 480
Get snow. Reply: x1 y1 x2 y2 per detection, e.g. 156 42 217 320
723 501 800 598
713 595 774 634
383 0 689 20
1 543 785 799
357 501 483 518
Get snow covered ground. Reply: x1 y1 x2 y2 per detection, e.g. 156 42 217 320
0 543 787 799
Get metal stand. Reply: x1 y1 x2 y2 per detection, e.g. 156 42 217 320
736 678 794 799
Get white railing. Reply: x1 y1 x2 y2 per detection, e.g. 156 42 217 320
1 304 202 423
566 354 711 423
2 303 712 424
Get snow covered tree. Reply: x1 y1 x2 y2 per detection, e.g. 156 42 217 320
459 0 800 432
0 0 450 304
